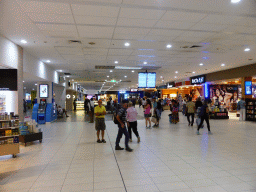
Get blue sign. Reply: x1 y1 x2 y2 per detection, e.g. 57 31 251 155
245 81 252 95
138 73 147 88
147 73 156 88
204 83 210 99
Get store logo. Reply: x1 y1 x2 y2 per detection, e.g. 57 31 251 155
190 75 206 85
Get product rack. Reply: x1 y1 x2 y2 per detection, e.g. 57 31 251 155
0 119 19 158
245 99 256 121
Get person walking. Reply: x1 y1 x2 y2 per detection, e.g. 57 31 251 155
94 99 107 143
154 101 162 127
152 98 158 127
88 98 94 123
73 99 77 111
115 100 133 152
126 102 140 143
186 97 195 126
237 97 246 121
138 97 142 108
144 99 152 128
171 100 179 124
197 100 211 135
195 97 203 110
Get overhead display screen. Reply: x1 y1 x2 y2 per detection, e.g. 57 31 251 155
138 72 156 88
138 73 147 88
147 73 156 88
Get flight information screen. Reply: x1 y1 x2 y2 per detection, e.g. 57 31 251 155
138 72 156 88
147 73 156 88
138 73 147 88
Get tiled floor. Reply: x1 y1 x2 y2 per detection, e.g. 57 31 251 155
1 107 256 192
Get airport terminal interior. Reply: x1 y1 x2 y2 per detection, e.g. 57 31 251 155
1 0 256 191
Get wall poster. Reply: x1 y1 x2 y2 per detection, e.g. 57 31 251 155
210 84 238 110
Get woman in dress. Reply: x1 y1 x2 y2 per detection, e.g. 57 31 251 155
144 99 152 128
172 100 179 124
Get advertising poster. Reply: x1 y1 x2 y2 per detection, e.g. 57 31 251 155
39 84 49 98
253 84 256 98
210 85 238 109
190 87 203 101
245 81 252 95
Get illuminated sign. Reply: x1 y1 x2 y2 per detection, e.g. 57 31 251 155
130 89 138 92
245 81 252 95
66 94 71 99
204 83 209 99
190 75 206 85
167 82 175 88
39 84 49 98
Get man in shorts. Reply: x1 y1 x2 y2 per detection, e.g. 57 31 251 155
94 99 106 143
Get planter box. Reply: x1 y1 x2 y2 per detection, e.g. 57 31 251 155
19 132 43 146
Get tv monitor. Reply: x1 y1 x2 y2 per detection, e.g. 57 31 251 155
39 84 49 98
138 72 156 88
0 69 17 91
245 81 252 95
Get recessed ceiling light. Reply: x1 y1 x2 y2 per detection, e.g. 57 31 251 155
160 76 163 78
132 70 134 73
174 76 177 78
35 84 37 85
221 63 225 66
143 61 147 64
166 44 172 48
124 76 127 78
23 81 25 82
32 88 34 90
21 40 27 44
125 42 130 47
67 76 70 77
244 48 250 52
175 71 178 73
105 80 107 81
107 76 109 78
110 70 113 72
57 70 62 72
115 61 119 64
192 71 196 74
162 80 164 81
46 60 51 63
199 63 204 66
231 0 241 3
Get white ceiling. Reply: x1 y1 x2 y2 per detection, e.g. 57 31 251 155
0 0 256 91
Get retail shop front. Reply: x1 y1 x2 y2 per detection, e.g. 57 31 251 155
118 89 144 103
204 63 256 121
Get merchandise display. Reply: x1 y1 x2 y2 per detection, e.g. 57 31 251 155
75 101 84 110
245 99 256 121
0 113 20 158
19 119 42 146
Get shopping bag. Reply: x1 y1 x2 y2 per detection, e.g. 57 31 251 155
151 116 157 124
196 118 204 128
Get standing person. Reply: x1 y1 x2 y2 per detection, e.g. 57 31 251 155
94 99 107 143
142 98 146 108
88 98 94 123
186 97 195 126
152 98 158 127
115 100 133 152
197 100 211 135
154 101 162 127
172 100 179 124
73 99 77 111
126 102 140 143
144 99 152 129
237 97 246 121
138 97 142 108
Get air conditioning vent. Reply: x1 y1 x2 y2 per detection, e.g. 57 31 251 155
185 72 192 74
68 40 82 44
64 73 71 75
95 66 115 69
190 45 202 48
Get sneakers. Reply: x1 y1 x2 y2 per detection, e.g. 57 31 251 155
102 139 106 143
97 139 102 143
196 131 200 135
153 124 157 127
208 131 212 135
137 136 140 143
125 147 133 152
115 146 124 150
129 139 132 142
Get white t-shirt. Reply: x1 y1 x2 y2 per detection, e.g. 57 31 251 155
142 100 146 105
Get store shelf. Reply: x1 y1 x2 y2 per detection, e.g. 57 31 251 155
0 127 19 130
0 119 19 122
0 135 19 139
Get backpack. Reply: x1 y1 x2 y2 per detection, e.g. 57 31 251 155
199 105 207 117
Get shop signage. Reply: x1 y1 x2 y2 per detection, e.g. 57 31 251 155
175 82 182 87
130 89 138 92
110 79 116 83
190 75 206 85
167 82 175 88
119 91 126 94
245 81 252 95
156 85 167 89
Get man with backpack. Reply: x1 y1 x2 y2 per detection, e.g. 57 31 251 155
197 100 211 135
115 100 133 152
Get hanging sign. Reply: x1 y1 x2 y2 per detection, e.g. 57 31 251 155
190 75 206 85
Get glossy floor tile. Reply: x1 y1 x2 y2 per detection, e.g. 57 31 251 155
1 107 256 192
